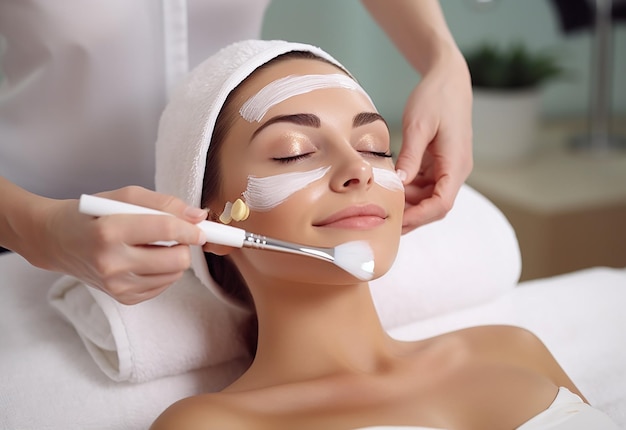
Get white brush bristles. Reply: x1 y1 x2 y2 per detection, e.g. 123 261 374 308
333 240 375 281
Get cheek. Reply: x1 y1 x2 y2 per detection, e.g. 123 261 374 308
241 184 324 240
213 157 255 215
230 189 335 283
368 190 404 277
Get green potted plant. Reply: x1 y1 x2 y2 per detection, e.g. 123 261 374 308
464 42 565 164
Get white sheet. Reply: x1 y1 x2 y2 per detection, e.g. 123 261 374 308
0 253 250 429
389 267 626 426
1 253 625 429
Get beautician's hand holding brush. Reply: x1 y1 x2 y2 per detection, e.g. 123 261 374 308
79 194 375 281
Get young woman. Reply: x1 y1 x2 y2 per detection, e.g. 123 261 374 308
151 40 619 430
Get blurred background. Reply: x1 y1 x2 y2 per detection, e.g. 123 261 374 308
263 0 626 281
262 0 625 126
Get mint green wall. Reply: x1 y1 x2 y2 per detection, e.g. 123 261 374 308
261 0 626 128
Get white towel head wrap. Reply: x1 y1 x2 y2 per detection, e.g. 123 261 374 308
155 40 350 303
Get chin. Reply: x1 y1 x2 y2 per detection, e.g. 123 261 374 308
325 225 401 278
371 244 400 279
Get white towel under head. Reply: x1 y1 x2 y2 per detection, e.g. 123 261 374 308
48 271 250 383
154 39 350 303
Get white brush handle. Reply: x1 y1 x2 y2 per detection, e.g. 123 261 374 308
79 194 246 248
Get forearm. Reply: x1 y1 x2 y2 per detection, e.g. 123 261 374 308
360 0 464 74
0 176 52 263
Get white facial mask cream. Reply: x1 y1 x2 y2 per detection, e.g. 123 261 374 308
241 164 402 214
243 166 331 211
372 167 404 192
239 74 374 123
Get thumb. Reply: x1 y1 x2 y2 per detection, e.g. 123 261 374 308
394 124 430 184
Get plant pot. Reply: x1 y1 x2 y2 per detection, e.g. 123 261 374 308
472 88 541 164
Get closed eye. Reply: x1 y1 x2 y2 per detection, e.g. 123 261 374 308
359 151 393 159
272 153 314 164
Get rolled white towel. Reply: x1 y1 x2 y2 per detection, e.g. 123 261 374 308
48 270 249 383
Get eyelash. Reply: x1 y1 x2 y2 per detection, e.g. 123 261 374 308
363 151 393 159
273 153 313 164
273 151 392 164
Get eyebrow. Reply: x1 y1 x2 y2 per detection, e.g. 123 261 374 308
251 114 320 140
353 112 388 129
250 111 387 141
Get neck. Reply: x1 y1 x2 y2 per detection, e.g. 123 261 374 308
227 278 399 391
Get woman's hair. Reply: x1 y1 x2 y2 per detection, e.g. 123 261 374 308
200 50 343 357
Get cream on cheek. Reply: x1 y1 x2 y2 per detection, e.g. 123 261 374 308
243 166 331 211
372 167 404 192
240 166 403 212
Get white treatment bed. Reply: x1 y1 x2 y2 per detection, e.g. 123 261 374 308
1 185 625 429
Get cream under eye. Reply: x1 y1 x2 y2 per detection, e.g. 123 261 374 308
372 167 404 191
243 166 332 211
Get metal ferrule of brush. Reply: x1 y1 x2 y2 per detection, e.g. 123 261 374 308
242 232 334 262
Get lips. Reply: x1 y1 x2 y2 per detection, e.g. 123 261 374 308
314 204 387 229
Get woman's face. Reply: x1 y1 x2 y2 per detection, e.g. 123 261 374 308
212 58 405 285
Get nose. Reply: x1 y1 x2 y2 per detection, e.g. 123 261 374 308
329 149 374 192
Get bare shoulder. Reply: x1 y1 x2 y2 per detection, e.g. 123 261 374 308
416 325 546 356
150 393 254 430
442 325 552 367
455 325 546 354
443 325 585 399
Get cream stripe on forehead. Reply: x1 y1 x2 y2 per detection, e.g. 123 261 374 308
239 74 375 123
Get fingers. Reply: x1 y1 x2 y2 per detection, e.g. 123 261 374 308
87 240 193 304
92 187 207 246
93 213 207 247
397 64 473 232
79 209 204 303
394 115 436 186
97 271 186 305
97 186 208 223
401 179 456 234
93 243 193 277
36 189 209 305
401 145 469 233
85 215 238 303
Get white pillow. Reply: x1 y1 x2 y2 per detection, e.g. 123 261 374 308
371 184 522 329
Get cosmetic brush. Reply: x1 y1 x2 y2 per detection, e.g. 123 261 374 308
78 194 375 281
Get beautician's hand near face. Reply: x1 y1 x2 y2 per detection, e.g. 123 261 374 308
1 180 207 305
360 0 473 234
396 52 473 234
